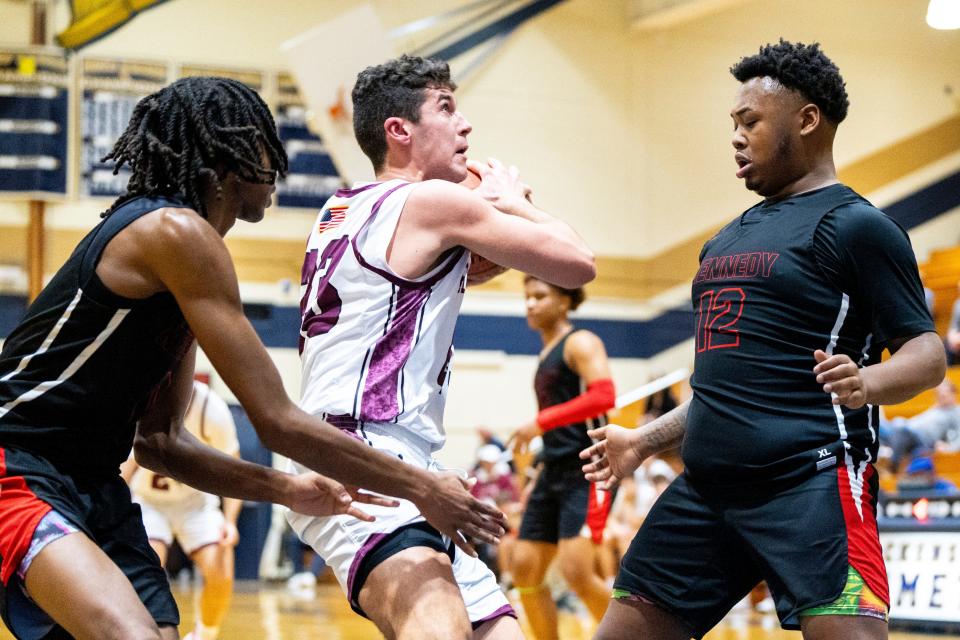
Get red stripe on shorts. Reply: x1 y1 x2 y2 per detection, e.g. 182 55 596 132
585 482 613 544
837 460 889 605
0 448 53 585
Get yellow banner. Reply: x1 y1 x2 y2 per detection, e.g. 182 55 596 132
57 0 169 50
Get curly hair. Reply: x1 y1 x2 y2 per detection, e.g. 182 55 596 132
102 76 288 218
730 39 849 123
352 54 456 171
524 274 586 311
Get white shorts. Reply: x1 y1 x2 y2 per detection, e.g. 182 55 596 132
135 492 224 554
285 424 512 624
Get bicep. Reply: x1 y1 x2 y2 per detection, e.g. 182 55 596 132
409 182 589 284
143 215 292 428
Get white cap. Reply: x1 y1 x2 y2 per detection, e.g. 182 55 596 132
477 444 502 463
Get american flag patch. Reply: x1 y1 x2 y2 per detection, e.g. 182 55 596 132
317 205 348 233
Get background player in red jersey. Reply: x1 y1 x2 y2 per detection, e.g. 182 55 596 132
510 275 616 639
582 40 945 640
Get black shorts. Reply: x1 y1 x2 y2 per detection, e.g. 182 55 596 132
518 460 614 544
614 465 888 638
0 446 179 638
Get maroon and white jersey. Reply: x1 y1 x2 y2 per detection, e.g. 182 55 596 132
298 180 469 450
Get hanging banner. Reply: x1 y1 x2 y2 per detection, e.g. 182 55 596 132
58 0 170 51
275 73 342 210
78 57 169 198
0 49 70 199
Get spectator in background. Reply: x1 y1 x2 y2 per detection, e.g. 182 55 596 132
881 379 960 470
896 456 958 494
471 445 521 582
946 282 960 365
643 386 678 422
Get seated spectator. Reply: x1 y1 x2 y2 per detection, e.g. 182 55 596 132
896 456 958 494
471 444 520 582
947 282 960 365
881 379 960 470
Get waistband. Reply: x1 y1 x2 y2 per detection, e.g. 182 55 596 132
323 414 435 469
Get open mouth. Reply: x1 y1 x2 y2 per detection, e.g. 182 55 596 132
735 155 752 178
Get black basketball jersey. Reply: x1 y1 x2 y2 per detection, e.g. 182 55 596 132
534 330 607 464
0 196 193 479
685 184 934 487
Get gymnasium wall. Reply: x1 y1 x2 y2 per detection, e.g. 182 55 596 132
0 0 958 468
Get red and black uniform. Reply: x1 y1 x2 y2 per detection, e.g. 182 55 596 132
0 196 193 637
615 184 935 637
518 330 614 544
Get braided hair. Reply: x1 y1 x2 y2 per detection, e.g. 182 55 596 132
102 76 288 217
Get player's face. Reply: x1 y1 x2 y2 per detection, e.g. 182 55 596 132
524 279 569 331
409 87 472 182
235 148 277 223
730 77 806 198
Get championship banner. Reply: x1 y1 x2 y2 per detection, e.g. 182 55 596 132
275 73 343 210
57 0 170 50
0 49 70 199
78 57 169 198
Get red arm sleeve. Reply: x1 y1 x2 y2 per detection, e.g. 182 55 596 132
536 378 616 432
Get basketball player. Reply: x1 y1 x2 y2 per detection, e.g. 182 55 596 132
0 76 507 640
581 41 946 640
122 380 241 640
509 276 616 639
286 54 596 640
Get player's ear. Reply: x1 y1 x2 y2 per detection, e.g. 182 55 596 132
384 117 411 145
798 103 820 137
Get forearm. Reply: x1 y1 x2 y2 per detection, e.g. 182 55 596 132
503 200 591 254
862 332 946 405
634 400 689 459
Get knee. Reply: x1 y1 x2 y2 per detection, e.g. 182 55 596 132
559 556 593 590
510 551 540 584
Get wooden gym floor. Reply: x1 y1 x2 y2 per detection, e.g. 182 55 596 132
0 581 946 639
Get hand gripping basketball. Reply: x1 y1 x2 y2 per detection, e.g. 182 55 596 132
459 164 510 285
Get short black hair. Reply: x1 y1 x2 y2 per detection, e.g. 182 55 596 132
102 76 288 217
730 39 849 123
524 274 586 311
352 54 456 171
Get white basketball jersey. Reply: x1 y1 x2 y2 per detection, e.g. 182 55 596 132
131 381 240 504
298 180 470 450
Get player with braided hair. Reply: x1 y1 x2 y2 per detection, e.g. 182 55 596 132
0 75 507 640
102 77 286 219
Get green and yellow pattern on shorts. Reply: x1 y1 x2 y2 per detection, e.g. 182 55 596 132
800 565 888 622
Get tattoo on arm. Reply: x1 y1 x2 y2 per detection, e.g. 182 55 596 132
643 401 688 455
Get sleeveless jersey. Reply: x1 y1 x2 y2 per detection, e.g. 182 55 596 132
685 184 933 487
0 196 193 478
534 330 607 464
130 381 239 504
298 180 469 450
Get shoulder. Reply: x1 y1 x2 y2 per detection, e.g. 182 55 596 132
404 179 485 223
822 198 910 248
565 329 606 357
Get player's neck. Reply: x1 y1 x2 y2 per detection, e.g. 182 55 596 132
540 320 573 349
764 161 838 203
377 161 426 183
